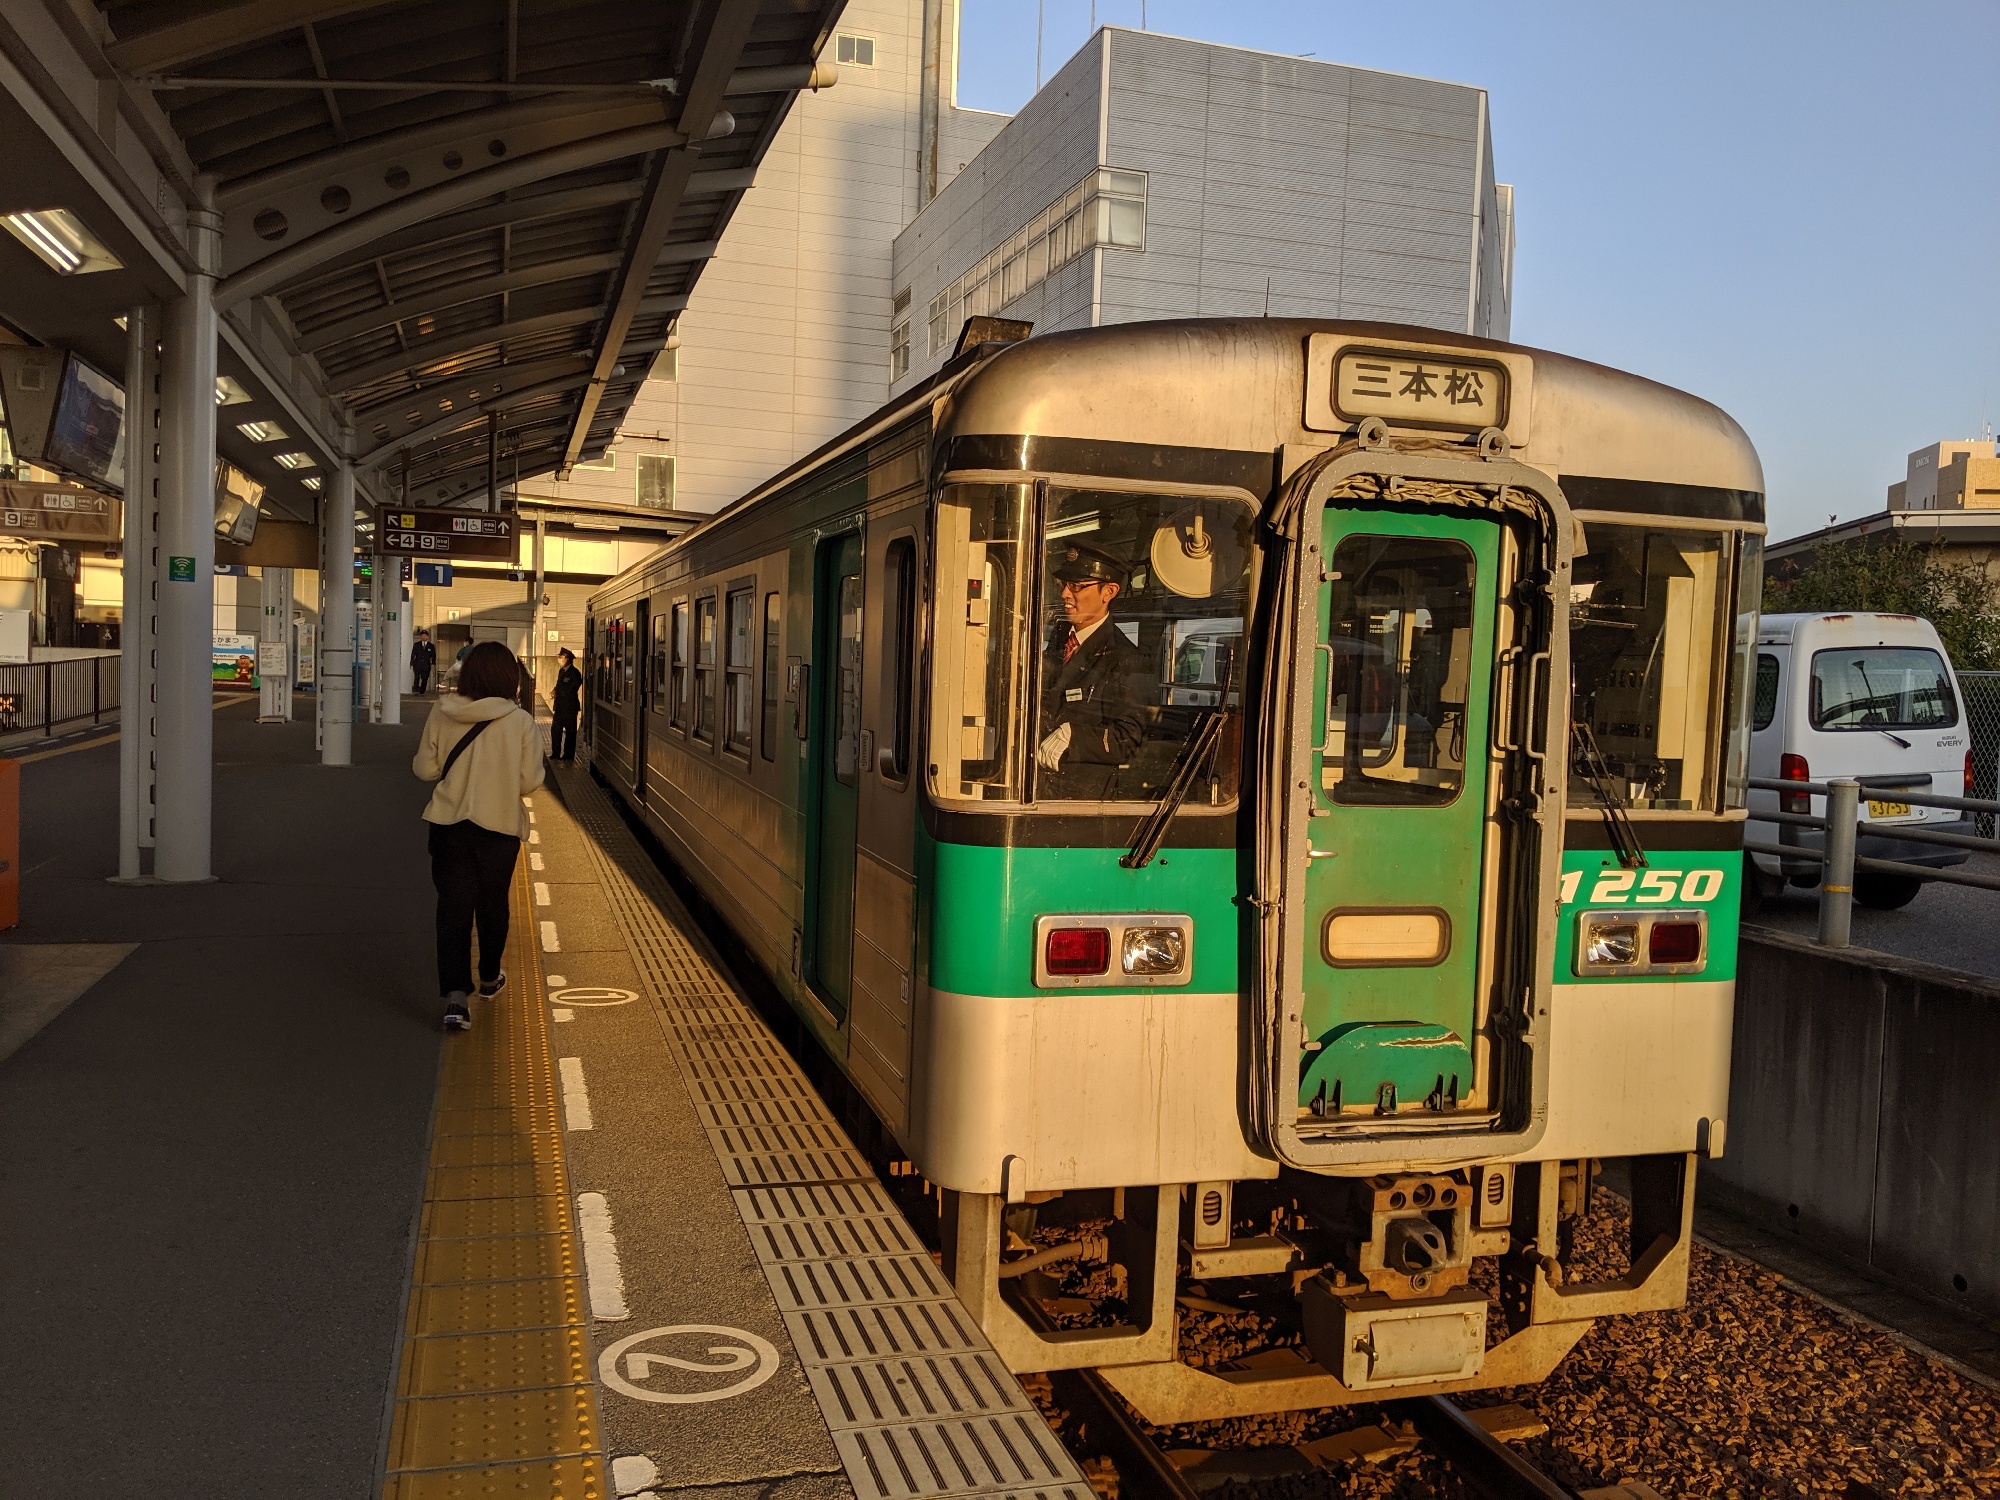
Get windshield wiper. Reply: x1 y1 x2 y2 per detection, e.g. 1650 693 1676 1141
1571 721 1647 869
1122 711 1229 869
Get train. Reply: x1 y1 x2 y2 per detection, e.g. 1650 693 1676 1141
584 317 1763 1422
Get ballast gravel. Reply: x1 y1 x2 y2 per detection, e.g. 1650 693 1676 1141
1024 1198 2000 1499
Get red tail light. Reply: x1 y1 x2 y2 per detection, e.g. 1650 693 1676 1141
1649 921 1704 966
1780 753 1811 814
1967 749 1976 799
1045 927 1110 976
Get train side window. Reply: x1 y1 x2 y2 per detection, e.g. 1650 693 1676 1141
695 595 718 742
650 609 668 707
669 601 690 729
760 591 781 761
725 588 754 755
883 537 916 780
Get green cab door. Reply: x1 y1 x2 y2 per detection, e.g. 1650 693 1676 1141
1299 508 1500 1119
808 533 863 1019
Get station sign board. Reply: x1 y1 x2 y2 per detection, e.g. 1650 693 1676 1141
377 506 516 561
0 479 119 543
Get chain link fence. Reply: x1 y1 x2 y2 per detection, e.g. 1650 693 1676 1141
1960 671 2000 835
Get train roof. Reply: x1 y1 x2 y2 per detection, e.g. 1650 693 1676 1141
627 318 1764 578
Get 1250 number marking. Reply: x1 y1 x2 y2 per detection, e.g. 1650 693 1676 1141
1559 868 1726 906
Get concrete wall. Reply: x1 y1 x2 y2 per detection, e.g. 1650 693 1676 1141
1705 927 2000 1317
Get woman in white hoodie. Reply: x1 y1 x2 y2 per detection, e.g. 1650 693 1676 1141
413 641 545 1031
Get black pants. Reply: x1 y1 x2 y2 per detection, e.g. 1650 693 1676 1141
429 820 520 996
551 707 578 761
412 665 430 694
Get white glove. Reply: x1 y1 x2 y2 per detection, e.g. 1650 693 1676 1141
1036 721 1073 770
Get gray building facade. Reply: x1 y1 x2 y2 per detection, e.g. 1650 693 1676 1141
891 28 1513 396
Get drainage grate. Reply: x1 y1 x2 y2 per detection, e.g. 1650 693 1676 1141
548 768 1086 1500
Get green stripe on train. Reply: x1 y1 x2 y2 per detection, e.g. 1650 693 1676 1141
922 838 1740 997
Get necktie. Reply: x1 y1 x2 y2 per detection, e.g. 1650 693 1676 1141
1063 630 1079 663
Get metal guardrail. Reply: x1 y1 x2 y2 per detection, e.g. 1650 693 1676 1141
1745 774 2000 948
0 655 120 741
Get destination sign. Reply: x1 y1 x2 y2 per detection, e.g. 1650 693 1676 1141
0 479 119 542
377 506 517 561
1331 346 1508 431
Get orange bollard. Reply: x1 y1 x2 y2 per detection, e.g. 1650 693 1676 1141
0 755 16 930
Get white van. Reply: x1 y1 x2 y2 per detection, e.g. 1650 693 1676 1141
1746 612 1972 908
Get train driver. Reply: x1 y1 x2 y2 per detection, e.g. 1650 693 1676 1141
1036 540 1149 799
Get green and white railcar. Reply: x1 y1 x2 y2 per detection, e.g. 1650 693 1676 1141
586 318 1763 1420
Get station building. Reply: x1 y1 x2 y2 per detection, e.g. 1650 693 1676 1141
589 10 1514 516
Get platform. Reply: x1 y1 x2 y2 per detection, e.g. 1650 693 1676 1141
1 699 1085 1499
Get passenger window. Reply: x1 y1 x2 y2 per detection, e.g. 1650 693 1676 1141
834 573 863 786
725 588 754 755
760 591 781 761
1322 536 1475 807
669 602 690 728
694 596 718 741
1753 653 1780 730
650 610 668 707
884 537 917 780
1033 487 1253 805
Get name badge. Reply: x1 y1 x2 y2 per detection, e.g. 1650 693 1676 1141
1065 688 1084 702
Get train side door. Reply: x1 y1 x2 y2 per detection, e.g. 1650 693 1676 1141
1298 509 1501 1120
632 597 651 797
807 532 864 1020
848 517 923 1129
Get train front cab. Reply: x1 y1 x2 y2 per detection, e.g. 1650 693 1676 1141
905 326 1766 1423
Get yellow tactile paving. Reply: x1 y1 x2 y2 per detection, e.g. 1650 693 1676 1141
400 1327 594 1399
382 1455 600 1500
414 1231 579 1286
381 851 605 1500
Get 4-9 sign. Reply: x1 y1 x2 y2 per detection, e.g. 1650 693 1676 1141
377 506 516 561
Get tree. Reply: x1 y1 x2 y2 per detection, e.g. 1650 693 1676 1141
1764 537 2000 670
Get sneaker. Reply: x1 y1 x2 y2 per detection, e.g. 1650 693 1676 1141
443 994 472 1031
477 970 507 999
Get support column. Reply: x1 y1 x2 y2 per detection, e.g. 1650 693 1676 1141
155 199 220 883
380 554 403 725
118 304 160 881
319 457 356 766
257 567 293 722
530 516 546 701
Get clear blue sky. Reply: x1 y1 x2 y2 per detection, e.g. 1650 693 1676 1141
954 1 2000 542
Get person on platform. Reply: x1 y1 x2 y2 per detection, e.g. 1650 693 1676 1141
413 641 543 1033
410 629 436 695
550 648 583 762
1036 541 1148 800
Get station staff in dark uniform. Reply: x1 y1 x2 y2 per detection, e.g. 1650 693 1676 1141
410 629 436 695
550 648 583 762
1037 541 1148 799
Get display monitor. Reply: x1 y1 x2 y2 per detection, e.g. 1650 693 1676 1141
42 354 125 493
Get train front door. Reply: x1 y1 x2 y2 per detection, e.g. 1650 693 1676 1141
807 533 863 1019
1297 508 1502 1121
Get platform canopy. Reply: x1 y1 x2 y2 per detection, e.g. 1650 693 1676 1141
0 0 842 518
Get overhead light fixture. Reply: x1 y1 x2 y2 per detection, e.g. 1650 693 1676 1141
2 208 122 275
274 451 316 470
113 315 128 331
301 475 322 491
216 377 253 406
237 419 288 442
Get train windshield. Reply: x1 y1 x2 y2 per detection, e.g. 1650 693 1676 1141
928 483 1256 807
1031 486 1254 805
1568 523 1732 812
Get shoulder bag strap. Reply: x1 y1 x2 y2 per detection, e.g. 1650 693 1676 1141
438 716 495 782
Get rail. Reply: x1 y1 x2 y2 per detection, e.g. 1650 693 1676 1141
1745 774 2000 948
0 654 119 742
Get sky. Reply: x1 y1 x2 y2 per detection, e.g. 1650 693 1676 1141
952 1 2000 543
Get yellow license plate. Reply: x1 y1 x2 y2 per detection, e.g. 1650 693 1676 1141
1867 799 1912 819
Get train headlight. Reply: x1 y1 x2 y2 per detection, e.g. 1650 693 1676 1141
1121 926 1185 976
1574 908 1708 977
1582 919 1640 967
1034 914 1193 987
